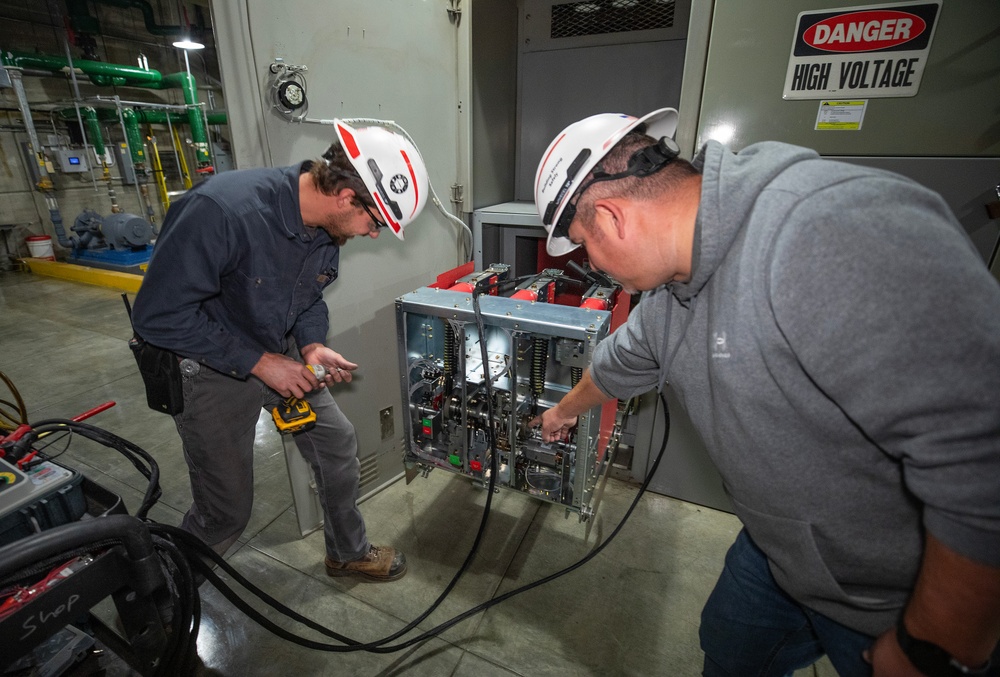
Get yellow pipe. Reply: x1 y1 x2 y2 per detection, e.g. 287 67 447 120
22 258 143 294
171 126 193 190
147 125 171 213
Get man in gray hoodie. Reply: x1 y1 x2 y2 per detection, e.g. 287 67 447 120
531 108 1000 676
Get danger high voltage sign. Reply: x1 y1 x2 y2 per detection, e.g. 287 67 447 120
782 1 940 100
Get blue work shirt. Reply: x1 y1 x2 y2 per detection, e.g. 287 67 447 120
132 163 340 378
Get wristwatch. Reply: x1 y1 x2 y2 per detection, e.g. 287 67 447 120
896 621 993 676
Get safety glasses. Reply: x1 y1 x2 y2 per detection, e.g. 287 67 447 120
358 200 388 233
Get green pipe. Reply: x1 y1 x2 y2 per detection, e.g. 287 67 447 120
137 71 209 166
119 108 146 167
3 52 160 85
5 51 213 167
130 109 227 126
64 107 227 127
79 107 105 156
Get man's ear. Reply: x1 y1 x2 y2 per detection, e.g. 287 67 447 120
335 187 357 206
593 199 627 240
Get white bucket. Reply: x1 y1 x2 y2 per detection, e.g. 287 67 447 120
25 235 55 261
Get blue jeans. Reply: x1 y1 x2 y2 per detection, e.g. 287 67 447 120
700 529 874 677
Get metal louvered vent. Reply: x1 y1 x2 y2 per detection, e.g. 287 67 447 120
551 0 674 39
358 453 379 489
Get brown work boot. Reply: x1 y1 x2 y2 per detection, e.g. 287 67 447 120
325 545 407 582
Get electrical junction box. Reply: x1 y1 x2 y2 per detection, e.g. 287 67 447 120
395 262 629 521
56 148 89 173
0 457 86 546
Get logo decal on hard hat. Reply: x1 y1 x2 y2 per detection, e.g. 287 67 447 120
389 174 409 194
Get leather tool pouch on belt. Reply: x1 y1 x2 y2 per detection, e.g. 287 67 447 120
129 334 184 415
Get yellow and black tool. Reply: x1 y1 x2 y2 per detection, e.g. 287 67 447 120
271 364 326 434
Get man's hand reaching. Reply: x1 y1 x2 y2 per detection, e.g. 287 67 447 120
530 406 578 443
300 343 358 385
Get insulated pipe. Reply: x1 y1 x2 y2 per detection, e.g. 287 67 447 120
115 102 152 214
118 108 147 168
3 52 161 86
137 71 210 166
79 106 106 156
138 108 226 126
64 107 227 128
3 51 212 167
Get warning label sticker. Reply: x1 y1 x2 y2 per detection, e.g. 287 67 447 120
782 1 941 100
815 100 868 130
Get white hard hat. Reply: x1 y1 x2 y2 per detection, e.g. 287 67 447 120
333 119 429 240
534 108 678 256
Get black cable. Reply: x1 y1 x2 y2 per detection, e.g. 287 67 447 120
31 430 73 462
132 280 672 654
27 420 161 518
150 535 200 676
126 279 520 653
9 393 669 657
149 523 360 647
149 388 671 654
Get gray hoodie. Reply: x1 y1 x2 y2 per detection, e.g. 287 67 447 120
591 140 1000 635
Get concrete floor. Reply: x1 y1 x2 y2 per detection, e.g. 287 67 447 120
0 269 836 676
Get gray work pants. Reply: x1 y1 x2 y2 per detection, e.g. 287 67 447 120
173 365 369 560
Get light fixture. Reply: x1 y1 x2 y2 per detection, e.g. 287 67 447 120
172 38 204 50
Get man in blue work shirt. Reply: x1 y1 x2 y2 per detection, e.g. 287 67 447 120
132 119 429 581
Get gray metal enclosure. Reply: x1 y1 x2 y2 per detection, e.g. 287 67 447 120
693 0 1000 271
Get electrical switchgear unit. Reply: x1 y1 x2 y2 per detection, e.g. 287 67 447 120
395 262 630 521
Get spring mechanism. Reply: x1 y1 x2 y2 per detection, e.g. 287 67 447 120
571 366 582 387
531 336 548 397
443 322 456 377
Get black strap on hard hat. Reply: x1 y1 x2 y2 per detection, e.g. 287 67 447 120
367 158 404 220
551 136 680 239
542 148 592 227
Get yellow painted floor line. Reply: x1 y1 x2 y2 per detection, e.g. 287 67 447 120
21 258 143 294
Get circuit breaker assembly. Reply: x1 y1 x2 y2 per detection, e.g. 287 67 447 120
395 262 628 521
